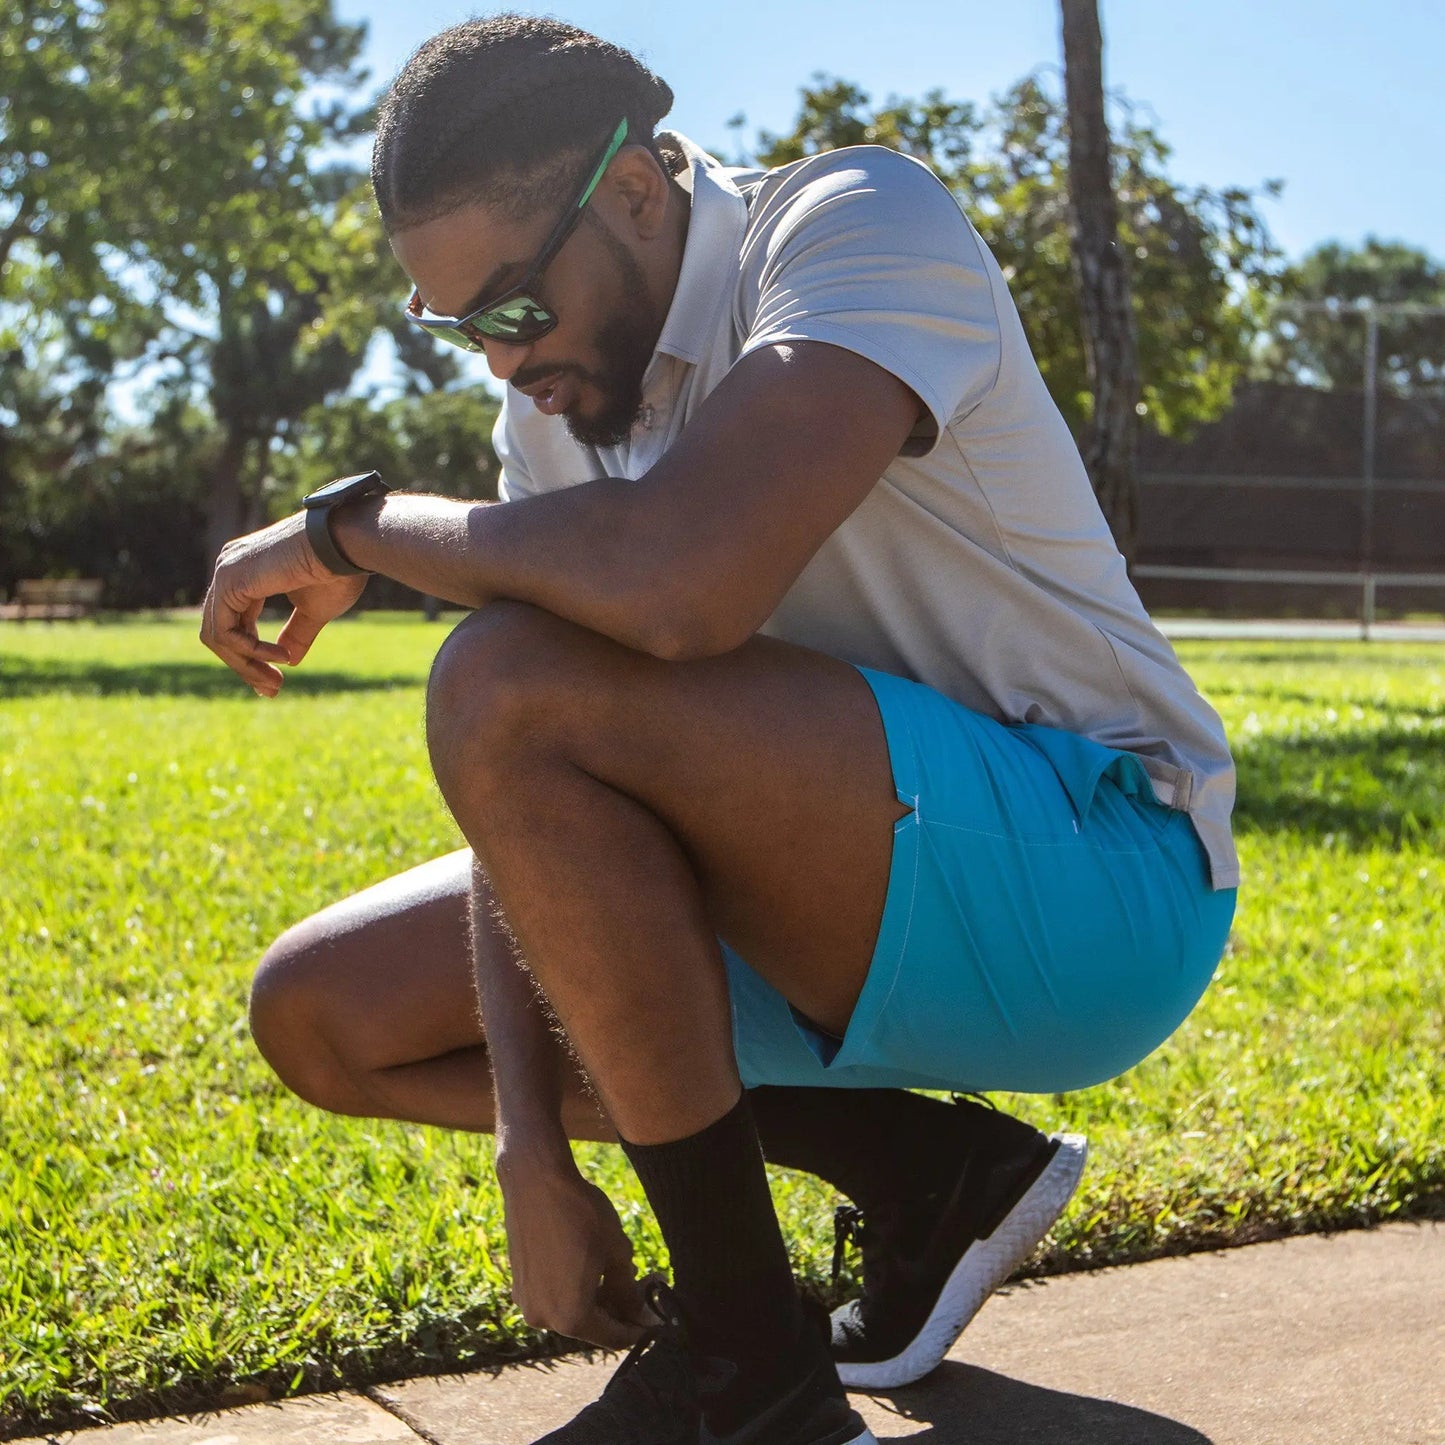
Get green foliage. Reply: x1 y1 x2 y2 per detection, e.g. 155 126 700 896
752 73 1284 436
0 305 106 526
1 622 1441 1432
269 386 503 513
1259 238 1445 392
1 0 369 312
0 0 395 572
1 394 216 607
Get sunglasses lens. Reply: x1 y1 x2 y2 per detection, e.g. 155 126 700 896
427 326 486 354
471 296 555 341
405 293 557 350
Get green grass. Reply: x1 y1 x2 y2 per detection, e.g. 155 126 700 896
2 617 1443 1436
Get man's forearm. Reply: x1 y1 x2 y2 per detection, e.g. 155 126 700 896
331 484 713 659
470 863 578 1176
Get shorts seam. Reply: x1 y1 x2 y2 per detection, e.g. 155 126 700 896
827 667 922 1072
858 814 919 1053
920 816 1171 855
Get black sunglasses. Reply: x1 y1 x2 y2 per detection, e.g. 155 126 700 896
402 118 631 351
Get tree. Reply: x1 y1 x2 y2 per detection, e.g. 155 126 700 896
174 161 393 562
1059 0 1140 560
1 0 384 568
1259 239 1445 393
1 0 368 308
0 332 95 593
750 73 1282 447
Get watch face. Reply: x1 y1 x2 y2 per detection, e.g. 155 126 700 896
306 471 383 506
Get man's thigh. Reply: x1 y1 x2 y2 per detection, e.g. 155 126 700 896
438 610 909 1037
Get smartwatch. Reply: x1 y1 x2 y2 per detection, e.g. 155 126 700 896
302 470 392 576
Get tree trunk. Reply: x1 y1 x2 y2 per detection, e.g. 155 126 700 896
205 423 251 573
240 424 279 536
1061 0 1141 565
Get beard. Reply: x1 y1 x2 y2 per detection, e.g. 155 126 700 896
563 228 659 449
565 303 656 448
509 219 661 451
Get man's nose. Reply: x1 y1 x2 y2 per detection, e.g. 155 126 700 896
480 335 533 383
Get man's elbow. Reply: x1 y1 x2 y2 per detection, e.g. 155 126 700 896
633 588 756 663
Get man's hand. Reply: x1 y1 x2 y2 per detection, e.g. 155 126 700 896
200 512 368 695
498 1152 653 1350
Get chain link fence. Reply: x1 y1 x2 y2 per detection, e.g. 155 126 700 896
1133 300 1445 635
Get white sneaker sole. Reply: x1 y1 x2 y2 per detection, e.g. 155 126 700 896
835 1132 1087 1390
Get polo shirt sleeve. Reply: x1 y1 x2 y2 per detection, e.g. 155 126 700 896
736 147 1003 456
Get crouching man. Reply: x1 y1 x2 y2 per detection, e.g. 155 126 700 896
202 17 1237 1445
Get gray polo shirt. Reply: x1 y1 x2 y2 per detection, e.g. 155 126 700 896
495 133 1239 889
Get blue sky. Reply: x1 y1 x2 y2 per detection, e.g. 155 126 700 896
335 0 1445 262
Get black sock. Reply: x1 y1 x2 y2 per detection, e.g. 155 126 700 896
619 1090 804 1373
748 1085 1041 1210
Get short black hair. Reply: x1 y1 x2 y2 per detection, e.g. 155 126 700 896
371 13 677 234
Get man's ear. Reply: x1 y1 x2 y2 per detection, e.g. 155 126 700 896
602 146 672 240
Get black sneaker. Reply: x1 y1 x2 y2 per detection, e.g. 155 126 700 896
533 1280 698 1444
533 1281 875 1445
697 1301 875 1445
828 1099 1087 1389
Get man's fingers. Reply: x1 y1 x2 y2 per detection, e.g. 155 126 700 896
598 1243 649 1329
199 589 286 696
216 631 285 693
275 607 329 666
213 591 288 693
569 1302 647 1351
220 594 289 664
516 1286 644 1351
241 592 291 664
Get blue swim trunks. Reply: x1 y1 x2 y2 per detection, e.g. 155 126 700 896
723 666 1237 1094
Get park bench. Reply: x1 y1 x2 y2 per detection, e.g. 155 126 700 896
0 578 105 621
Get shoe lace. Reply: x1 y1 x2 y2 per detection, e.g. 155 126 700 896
593 1278 694 1418
831 1203 865 1289
951 1090 997 1112
830 1200 917 1306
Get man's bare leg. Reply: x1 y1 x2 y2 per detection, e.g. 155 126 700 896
423 605 901 1142
248 655 1075 1397
248 849 615 1142
422 600 903 1437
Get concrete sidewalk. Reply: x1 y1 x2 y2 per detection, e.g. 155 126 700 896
16 1221 1443 1445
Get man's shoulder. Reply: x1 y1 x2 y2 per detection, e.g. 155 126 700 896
745 144 953 215
733 145 969 270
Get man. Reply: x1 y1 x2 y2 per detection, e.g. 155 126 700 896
202 16 1238 1445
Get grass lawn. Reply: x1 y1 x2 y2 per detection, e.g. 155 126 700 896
2 615 1443 1434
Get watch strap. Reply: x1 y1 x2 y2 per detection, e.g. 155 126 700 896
305 501 370 576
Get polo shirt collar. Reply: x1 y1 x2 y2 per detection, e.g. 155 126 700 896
652 132 748 366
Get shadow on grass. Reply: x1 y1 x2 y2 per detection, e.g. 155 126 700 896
1234 727 1445 844
866 1362 1212 1443
0 656 422 699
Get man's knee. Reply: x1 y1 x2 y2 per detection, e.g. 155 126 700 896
248 924 356 1112
425 600 573 797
